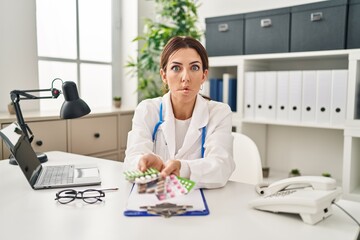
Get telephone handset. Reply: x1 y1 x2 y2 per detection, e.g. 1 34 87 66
249 176 342 225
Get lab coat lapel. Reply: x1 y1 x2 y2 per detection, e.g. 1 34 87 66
162 93 176 159
177 94 209 157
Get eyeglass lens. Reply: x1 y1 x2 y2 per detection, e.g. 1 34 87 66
55 188 118 204
56 189 103 204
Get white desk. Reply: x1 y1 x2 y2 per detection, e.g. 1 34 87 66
0 151 359 240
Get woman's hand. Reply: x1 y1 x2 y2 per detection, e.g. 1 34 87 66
138 153 165 172
161 160 181 177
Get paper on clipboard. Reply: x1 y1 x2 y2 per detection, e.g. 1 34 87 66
124 184 209 216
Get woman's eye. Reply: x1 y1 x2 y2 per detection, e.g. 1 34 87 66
191 65 200 71
171 66 181 72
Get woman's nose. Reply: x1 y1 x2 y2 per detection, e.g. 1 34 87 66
181 70 190 82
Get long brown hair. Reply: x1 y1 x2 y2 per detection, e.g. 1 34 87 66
160 36 209 72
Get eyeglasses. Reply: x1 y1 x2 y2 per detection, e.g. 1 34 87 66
55 188 118 204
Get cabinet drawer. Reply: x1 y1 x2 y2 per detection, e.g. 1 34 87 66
70 116 118 155
291 0 347 52
205 14 244 56
347 0 360 49
1 120 67 159
245 8 290 55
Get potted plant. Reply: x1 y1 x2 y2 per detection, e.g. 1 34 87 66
322 172 332 177
289 168 301 177
126 0 203 100
113 96 122 108
8 102 15 115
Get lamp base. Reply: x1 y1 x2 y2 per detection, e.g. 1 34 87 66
9 152 48 165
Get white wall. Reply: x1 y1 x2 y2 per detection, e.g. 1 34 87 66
0 0 328 113
0 0 39 112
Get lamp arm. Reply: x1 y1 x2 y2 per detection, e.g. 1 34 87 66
9 88 61 143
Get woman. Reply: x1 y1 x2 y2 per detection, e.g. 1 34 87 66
124 36 234 189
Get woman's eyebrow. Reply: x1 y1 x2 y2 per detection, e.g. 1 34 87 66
170 60 201 65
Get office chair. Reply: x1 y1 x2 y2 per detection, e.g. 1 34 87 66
230 132 263 185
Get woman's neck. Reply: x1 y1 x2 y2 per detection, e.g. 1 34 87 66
170 95 196 120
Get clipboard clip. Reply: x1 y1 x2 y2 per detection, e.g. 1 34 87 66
140 202 193 218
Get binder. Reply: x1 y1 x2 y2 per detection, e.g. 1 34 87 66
264 71 277 120
316 70 332 124
244 72 255 119
255 72 266 120
276 71 289 121
301 70 317 123
124 185 209 217
222 73 230 105
331 70 348 125
227 75 237 112
288 71 302 122
209 78 220 101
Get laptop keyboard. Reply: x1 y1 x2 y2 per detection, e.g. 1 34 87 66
39 165 75 186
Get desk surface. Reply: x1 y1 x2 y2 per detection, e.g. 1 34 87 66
0 151 359 240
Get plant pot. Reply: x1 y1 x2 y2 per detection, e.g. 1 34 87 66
8 103 15 115
113 100 121 108
262 167 270 178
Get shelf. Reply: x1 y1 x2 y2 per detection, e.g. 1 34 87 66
242 119 345 130
209 48 360 201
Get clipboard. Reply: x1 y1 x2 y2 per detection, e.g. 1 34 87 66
124 184 209 217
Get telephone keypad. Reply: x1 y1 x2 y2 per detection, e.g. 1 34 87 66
266 189 297 198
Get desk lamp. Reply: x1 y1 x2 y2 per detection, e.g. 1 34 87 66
9 78 91 165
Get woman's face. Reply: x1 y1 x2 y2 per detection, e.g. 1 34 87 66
160 48 208 104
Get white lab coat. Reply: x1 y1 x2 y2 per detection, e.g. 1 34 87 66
124 92 235 189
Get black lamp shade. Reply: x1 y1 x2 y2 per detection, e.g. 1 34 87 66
60 81 91 119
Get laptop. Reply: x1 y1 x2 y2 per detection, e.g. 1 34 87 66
0 122 101 189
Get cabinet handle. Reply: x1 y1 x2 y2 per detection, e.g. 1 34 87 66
335 108 341 113
36 140 43 146
311 12 323 22
94 133 100 138
261 18 272 28
218 23 229 32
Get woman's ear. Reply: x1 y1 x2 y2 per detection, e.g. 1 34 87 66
201 69 209 84
160 68 167 84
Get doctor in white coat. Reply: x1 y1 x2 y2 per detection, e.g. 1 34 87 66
124 36 235 189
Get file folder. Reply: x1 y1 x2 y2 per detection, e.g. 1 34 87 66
276 71 289 121
244 72 255 119
331 70 348 125
301 70 317 123
316 70 332 124
288 71 302 122
264 71 277 120
255 72 266 120
124 185 209 217
210 78 221 101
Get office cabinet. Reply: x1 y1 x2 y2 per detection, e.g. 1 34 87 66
209 49 360 202
205 14 244 56
290 0 347 52
1 120 67 160
347 0 360 49
0 109 134 162
69 116 118 155
245 8 290 55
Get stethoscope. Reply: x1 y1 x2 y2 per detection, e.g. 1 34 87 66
152 102 206 158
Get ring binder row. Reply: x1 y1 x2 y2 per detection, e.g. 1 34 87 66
243 69 348 126
208 73 237 112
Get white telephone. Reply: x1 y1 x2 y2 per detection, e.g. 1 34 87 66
249 176 342 225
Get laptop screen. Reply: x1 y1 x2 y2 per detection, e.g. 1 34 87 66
0 122 42 187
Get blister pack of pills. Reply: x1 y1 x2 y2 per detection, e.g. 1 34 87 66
124 168 196 200
155 175 196 200
123 168 160 184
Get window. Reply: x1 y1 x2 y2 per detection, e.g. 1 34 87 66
36 0 112 111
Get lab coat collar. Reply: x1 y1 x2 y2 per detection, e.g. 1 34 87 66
161 93 209 159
